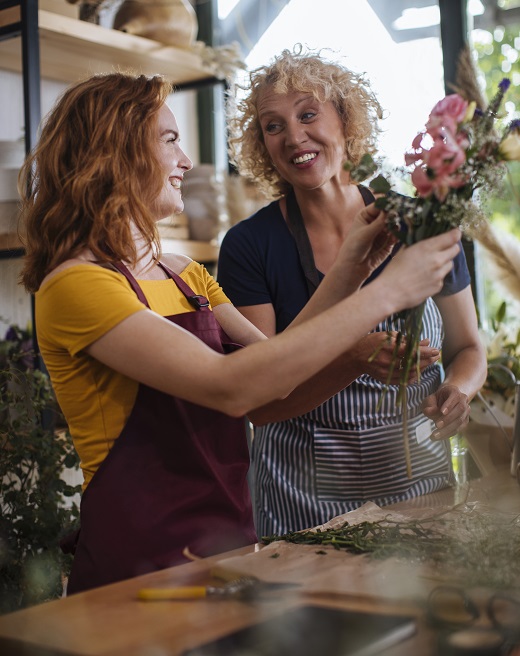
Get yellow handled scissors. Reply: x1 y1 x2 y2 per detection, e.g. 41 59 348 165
138 576 299 601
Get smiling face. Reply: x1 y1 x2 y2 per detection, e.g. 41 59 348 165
257 87 347 192
152 103 193 220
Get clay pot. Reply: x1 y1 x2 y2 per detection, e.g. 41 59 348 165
182 165 228 242
78 2 100 23
113 0 198 47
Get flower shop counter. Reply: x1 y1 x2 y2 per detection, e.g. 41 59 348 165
0 467 519 656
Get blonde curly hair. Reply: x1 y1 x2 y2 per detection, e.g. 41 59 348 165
227 45 384 199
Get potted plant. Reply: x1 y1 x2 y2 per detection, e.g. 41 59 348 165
0 324 81 614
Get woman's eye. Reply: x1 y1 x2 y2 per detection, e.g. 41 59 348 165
301 111 316 121
264 122 282 135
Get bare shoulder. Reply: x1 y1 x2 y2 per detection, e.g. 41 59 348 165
161 252 194 275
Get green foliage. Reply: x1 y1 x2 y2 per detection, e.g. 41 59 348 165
0 325 81 614
262 510 520 590
344 153 379 182
474 24 520 238
474 23 520 327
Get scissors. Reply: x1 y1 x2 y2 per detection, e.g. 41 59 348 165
426 585 520 655
138 576 300 602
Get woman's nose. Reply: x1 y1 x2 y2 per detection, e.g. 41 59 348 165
179 147 193 172
285 121 307 147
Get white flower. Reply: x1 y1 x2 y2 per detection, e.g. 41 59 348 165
479 326 508 360
499 130 520 161
463 101 477 124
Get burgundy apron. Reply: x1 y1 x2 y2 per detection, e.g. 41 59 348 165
65 261 256 595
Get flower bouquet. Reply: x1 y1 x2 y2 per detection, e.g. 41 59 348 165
345 78 520 477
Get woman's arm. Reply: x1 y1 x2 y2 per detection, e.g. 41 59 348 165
229 301 439 424
222 205 438 424
422 286 487 440
215 300 369 423
86 229 461 418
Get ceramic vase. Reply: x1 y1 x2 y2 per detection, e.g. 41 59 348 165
113 0 198 47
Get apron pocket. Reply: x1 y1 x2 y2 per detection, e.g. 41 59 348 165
314 419 450 503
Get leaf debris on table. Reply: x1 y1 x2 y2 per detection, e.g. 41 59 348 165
262 505 520 590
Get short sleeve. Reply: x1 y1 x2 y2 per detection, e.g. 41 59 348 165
218 223 272 307
36 265 146 356
365 239 471 297
437 240 471 296
374 192 471 296
181 260 231 308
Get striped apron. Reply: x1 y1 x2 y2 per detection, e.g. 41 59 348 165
252 298 454 538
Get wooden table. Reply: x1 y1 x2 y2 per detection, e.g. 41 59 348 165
0 468 518 656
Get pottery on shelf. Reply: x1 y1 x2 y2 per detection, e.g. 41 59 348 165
182 165 228 242
113 0 198 47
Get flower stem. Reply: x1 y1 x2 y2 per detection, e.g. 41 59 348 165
401 383 413 478
397 301 426 479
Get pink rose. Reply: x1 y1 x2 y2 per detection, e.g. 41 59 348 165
405 132 428 166
426 94 468 136
412 164 464 202
410 139 468 201
411 166 435 197
425 138 466 176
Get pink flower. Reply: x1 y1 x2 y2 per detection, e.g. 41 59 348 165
426 94 468 136
405 150 422 166
411 165 466 202
405 117 469 201
411 166 436 197
409 139 468 201
425 137 466 176
405 132 427 166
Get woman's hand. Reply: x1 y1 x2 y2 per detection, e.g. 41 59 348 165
422 383 470 440
335 203 396 287
378 228 461 312
349 333 440 384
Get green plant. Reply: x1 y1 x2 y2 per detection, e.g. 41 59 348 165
0 325 81 614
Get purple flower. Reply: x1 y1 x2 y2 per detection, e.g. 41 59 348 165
5 326 18 341
499 78 511 92
3 325 34 369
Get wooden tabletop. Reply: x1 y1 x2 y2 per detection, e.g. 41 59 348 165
0 468 518 656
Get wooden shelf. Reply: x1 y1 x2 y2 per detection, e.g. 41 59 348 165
161 238 219 263
0 231 23 252
0 8 218 86
0 6 222 264
0 232 219 264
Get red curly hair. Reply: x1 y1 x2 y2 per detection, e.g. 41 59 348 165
19 71 172 292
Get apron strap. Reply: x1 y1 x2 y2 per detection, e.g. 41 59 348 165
111 260 210 311
111 261 150 307
285 185 375 299
285 189 321 298
157 261 210 310
357 184 376 204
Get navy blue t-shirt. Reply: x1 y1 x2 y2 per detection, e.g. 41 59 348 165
218 199 471 333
